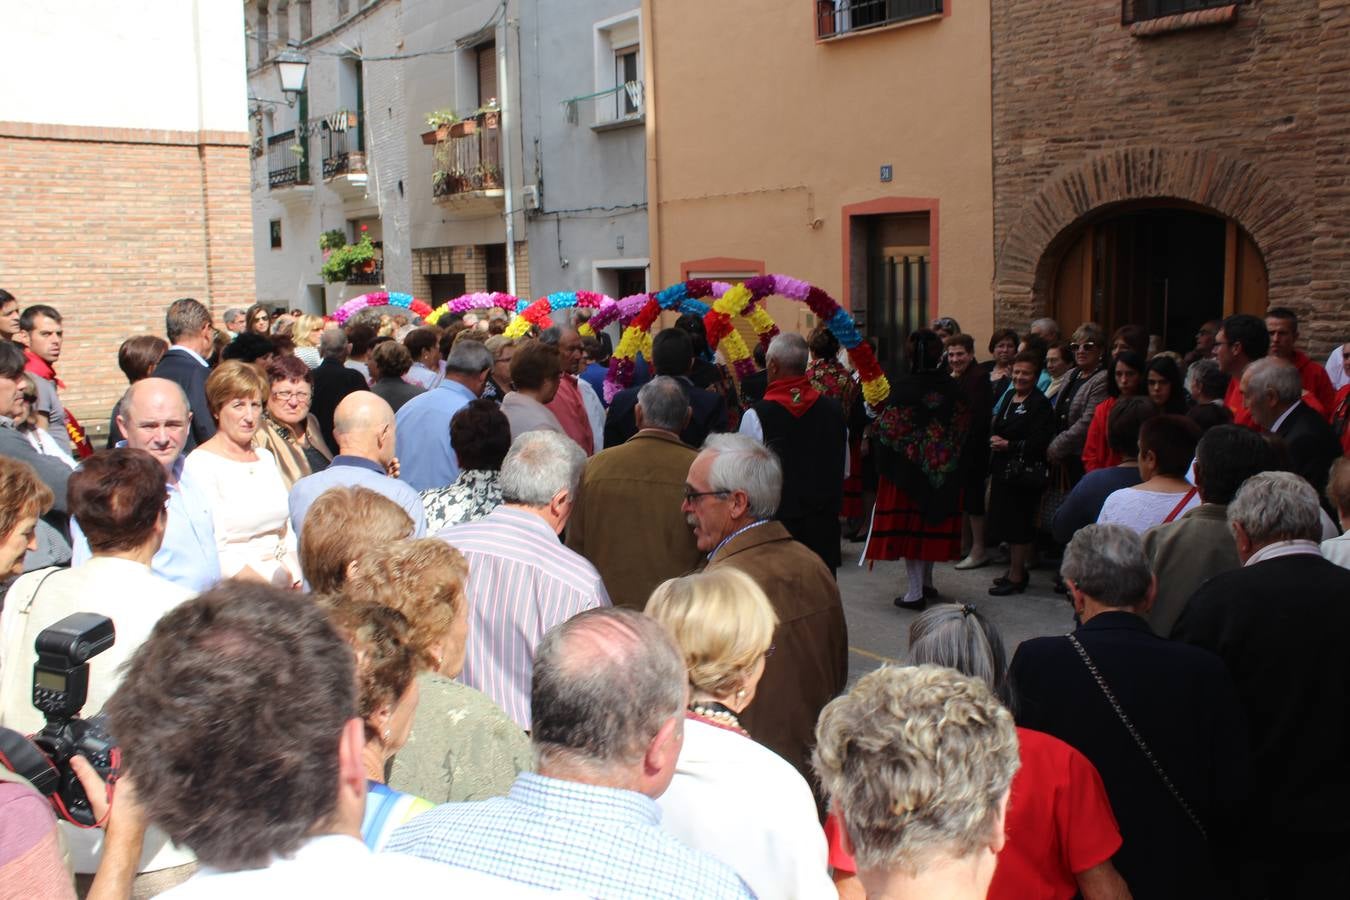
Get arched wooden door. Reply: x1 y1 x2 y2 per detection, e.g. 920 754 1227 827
1049 204 1266 351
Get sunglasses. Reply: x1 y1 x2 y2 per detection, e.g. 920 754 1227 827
1067 342 1099 353
20 394 36 402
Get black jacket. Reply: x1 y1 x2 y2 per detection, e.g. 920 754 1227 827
1173 554 1350 844
1011 611 1247 898
604 376 727 450
153 347 215 449
1273 401 1340 500
311 358 369 451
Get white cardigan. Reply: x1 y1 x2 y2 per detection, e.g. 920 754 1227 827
657 717 835 900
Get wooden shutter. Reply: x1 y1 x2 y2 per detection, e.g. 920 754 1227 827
477 43 498 107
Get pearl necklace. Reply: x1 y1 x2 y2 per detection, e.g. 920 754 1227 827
688 700 744 734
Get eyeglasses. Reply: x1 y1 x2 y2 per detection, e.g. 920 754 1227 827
1067 342 1099 353
271 390 312 403
682 488 729 504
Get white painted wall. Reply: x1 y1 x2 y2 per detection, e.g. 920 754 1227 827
3 0 248 133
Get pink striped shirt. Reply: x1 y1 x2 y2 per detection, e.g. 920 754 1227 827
439 506 610 729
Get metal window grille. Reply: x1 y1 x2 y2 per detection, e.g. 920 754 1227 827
1122 0 1234 24
817 0 943 39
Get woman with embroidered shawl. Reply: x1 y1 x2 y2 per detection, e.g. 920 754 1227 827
863 329 972 610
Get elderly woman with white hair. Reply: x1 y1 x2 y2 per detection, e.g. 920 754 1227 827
813 664 1020 900
647 568 834 900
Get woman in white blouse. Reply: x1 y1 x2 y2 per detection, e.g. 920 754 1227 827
1097 414 1202 534
647 569 835 900
183 360 300 586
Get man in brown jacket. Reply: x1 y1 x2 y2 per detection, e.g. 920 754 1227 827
566 377 701 609
683 432 848 799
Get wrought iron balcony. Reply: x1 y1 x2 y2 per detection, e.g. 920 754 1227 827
267 130 310 189
347 257 384 285
322 124 366 180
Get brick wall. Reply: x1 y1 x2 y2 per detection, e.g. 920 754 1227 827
0 125 254 430
992 0 1350 352
411 241 531 305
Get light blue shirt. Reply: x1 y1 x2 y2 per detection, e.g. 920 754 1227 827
288 455 427 538
71 454 220 594
394 379 478 492
386 772 754 899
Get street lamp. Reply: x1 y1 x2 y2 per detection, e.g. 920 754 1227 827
276 47 308 105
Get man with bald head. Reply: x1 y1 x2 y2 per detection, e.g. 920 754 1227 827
289 391 426 538
388 607 753 898
71 376 219 592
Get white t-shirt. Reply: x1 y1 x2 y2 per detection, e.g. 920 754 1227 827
657 718 835 900
1097 486 1200 534
159 834 563 899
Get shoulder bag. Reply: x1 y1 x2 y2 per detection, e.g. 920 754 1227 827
1067 633 1208 840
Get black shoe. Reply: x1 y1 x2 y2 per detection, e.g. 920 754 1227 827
988 578 1029 596
922 584 939 600
894 595 928 611
991 572 1013 587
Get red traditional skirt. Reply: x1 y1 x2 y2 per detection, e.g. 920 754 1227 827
863 475 963 563
841 435 864 519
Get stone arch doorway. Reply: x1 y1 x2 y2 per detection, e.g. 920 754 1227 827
1046 199 1267 352
994 146 1308 343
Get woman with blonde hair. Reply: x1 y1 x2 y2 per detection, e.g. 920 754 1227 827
183 360 300 586
0 457 53 576
646 568 834 900
322 599 433 850
346 538 532 804
291 313 327 369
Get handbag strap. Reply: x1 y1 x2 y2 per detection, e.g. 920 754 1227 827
1162 486 1198 524
1066 633 1208 840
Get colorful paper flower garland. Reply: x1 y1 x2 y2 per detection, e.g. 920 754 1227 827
598 275 890 407
332 291 433 325
423 292 522 327
502 291 616 339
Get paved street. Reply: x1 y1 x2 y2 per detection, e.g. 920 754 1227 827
837 540 1076 685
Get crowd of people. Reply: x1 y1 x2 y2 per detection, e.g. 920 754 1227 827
0 283 1347 899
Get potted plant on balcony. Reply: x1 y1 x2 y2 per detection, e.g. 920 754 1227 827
423 109 458 145
318 229 347 255
320 234 375 283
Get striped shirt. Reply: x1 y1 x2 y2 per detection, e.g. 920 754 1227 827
386 772 755 900
439 506 610 729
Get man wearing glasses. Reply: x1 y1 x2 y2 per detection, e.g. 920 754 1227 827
681 432 846 809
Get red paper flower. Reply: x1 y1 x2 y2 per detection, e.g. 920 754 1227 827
704 310 734 346
632 298 661 331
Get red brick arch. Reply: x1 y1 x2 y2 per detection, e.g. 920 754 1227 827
993 145 1311 326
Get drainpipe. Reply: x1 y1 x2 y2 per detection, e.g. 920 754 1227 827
497 14 517 296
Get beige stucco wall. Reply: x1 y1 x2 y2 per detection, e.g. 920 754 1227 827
643 0 993 338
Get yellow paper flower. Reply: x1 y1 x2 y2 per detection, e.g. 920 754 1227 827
720 329 751 363
615 324 644 361
713 285 751 317
578 321 595 338
504 316 533 339
861 375 891 408
748 306 776 335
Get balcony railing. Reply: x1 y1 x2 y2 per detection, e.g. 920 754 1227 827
322 123 366 180
433 114 503 198
1122 0 1233 24
816 0 942 39
267 130 310 189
